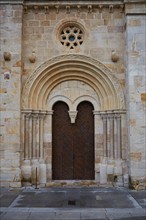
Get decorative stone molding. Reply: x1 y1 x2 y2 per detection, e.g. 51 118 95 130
21 1 125 14
0 0 24 4
22 54 125 111
68 111 78 123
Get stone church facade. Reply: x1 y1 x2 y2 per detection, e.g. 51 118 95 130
0 0 146 188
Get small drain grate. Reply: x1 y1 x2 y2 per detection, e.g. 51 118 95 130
68 200 76 205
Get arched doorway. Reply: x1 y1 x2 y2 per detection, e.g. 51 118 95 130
21 54 126 185
52 101 94 180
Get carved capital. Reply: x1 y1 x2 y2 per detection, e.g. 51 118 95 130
101 114 107 121
68 111 78 124
32 113 39 120
115 114 121 120
25 113 32 119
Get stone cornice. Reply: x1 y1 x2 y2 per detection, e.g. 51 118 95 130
0 0 24 4
1 0 145 5
23 1 125 14
124 0 146 3
24 0 124 6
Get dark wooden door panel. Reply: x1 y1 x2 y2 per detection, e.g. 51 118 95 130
52 101 73 180
52 101 94 180
75 101 94 179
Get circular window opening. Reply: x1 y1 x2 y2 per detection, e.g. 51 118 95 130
69 35 75 42
59 23 84 49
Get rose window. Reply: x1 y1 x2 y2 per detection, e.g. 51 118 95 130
60 26 84 49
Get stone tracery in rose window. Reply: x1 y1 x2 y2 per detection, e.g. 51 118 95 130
59 26 84 49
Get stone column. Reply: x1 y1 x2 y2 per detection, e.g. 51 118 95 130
45 111 53 181
39 112 46 159
109 114 114 159
102 114 107 157
117 114 122 159
28 114 32 159
93 111 103 181
107 114 111 158
32 114 38 158
35 113 40 158
24 114 30 159
114 113 118 159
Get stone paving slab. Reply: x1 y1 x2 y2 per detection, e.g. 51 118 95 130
1 208 146 220
2 187 141 208
0 187 146 220
0 208 146 220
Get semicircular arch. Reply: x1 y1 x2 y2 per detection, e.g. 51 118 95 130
22 54 125 111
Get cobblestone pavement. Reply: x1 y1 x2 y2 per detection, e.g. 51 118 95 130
0 187 146 220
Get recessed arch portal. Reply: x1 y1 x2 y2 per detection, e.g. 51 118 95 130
22 54 125 111
21 54 126 182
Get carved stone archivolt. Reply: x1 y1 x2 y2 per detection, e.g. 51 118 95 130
22 54 125 111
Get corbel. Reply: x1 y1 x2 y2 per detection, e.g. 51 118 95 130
23 6 28 14
68 111 78 124
87 5 92 13
119 4 124 13
98 5 103 13
44 6 49 14
66 5 70 14
55 5 60 14
77 5 81 13
34 5 38 14
109 5 114 13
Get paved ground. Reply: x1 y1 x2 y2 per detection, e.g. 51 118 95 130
0 187 146 220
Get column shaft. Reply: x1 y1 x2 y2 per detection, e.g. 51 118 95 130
117 115 122 159
109 115 114 159
24 115 29 159
102 115 107 157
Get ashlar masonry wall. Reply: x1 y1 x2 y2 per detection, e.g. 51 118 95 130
0 3 23 187
125 2 146 187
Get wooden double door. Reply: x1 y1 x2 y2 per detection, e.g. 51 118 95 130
52 101 94 180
